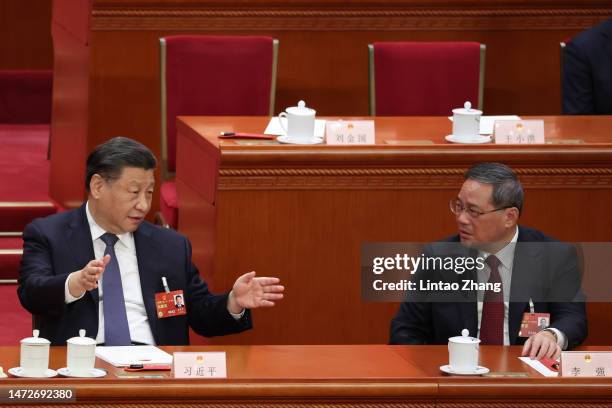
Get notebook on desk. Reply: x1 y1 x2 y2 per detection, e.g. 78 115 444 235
95 346 173 367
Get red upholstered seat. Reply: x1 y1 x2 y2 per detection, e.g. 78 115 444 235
160 35 278 228
0 70 53 123
369 42 485 116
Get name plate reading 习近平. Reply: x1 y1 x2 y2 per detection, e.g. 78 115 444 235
325 120 375 145
561 351 612 377
493 120 545 144
173 352 227 379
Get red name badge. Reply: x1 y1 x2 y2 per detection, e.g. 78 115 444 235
518 312 550 337
155 290 187 318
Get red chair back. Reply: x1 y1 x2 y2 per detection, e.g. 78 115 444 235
162 35 276 174
371 42 483 116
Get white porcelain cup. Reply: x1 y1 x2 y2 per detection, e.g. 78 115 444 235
20 329 50 377
278 100 316 142
452 101 482 140
448 329 480 373
67 329 96 376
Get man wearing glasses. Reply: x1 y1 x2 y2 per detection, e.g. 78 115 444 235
390 163 586 360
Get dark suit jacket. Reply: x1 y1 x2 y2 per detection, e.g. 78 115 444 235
389 226 587 349
18 205 252 346
563 18 612 114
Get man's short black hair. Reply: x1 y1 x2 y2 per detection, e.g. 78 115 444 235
464 162 524 215
86 137 157 191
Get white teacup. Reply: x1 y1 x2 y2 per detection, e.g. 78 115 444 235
448 329 480 373
20 329 50 377
67 329 96 376
278 100 316 143
452 101 482 141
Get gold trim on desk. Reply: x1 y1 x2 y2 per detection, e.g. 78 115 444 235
0 202 54 207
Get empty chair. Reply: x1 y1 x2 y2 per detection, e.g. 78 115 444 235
159 35 279 228
368 42 485 116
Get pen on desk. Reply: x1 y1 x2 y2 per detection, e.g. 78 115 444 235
162 277 170 293
116 374 166 379
218 131 275 140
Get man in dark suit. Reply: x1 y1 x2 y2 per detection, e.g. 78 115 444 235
18 137 284 346
563 18 612 114
390 163 586 360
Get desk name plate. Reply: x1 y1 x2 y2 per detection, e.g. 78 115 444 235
494 120 545 144
173 352 227 378
561 351 612 377
325 120 375 145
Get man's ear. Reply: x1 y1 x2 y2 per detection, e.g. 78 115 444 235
89 174 105 199
504 207 520 227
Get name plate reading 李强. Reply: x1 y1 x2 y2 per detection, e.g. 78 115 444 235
493 120 545 144
560 351 612 377
325 120 375 145
173 352 227 379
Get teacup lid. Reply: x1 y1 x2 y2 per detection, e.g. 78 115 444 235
452 101 482 116
449 329 481 344
286 100 316 116
21 329 50 345
67 329 96 346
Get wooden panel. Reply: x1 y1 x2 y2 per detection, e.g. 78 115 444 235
177 116 612 346
0 0 53 70
48 0 91 209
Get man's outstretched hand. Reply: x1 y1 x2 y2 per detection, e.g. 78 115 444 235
227 271 284 314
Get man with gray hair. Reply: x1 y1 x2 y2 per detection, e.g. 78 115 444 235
390 163 586 361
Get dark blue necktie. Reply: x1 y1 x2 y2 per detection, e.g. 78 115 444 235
100 233 131 346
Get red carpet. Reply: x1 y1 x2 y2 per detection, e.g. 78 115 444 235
0 237 23 280
0 285 31 345
0 71 55 344
0 124 51 200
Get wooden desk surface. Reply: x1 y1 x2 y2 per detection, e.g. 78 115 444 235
0 345 611 406
178 114 612 145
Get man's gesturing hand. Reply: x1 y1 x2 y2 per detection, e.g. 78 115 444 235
227 271 284 314
68 255 110 297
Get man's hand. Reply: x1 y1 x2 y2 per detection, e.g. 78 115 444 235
227 271 284 314
522 330 561 360
68 255 110 297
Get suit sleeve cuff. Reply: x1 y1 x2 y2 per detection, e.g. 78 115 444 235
229 309 246 320
65 272 85 304
547 327 568 350
226 290 245 320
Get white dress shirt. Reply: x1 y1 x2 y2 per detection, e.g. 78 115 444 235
476 226 567 348
64 202 156 345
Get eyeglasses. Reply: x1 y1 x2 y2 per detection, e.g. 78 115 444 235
449 197 513 219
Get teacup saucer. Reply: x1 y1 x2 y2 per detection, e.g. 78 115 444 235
440 365 489 376
445 135 491 144
8 367 58 378
277 136 323 145
57 367 107 378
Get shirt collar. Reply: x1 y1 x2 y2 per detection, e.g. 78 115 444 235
85 201 134 250
479 226 519 269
